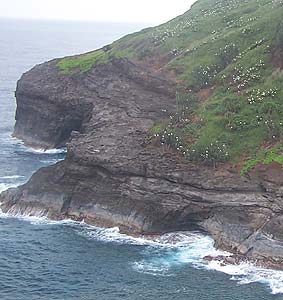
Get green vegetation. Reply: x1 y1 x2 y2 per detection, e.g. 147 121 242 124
57 50 109 74
241 145 283 175
57 0 283 173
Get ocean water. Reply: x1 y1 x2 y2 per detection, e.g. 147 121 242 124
0 18 283 299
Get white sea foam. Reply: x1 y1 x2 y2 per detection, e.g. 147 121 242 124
18 143 67 155
0 174 27 193
131 232 283 295
0 183 17 193
133 261 174 276
132 233 227 276
24 147 67 155
16 216 76 226
78 225 215 249
0 206 77 226
76 224 170 247
0 134 26 150
0 203 283 294
206 260 283 295
0 175 24 180
1 133 67 155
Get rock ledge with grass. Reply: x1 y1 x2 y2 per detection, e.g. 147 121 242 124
2 0 283 267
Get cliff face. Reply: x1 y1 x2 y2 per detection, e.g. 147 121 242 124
2 0 283 268
2 55 283 265
14 59 94 149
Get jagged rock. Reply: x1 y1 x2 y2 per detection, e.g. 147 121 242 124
1 57 283 266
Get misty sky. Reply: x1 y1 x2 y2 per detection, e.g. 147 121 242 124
0 0 196 24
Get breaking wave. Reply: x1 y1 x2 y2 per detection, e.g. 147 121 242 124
0 204 282 295
1 148 283 295
0 183 17 193
20 146 67 155
0 175 24 180
132 233 283 295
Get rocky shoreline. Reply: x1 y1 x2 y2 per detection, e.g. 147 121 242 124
204 254 283 271
1 56 283 269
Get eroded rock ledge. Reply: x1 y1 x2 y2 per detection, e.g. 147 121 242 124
2 57 283 266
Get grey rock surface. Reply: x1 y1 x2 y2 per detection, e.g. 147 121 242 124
2 57 283 265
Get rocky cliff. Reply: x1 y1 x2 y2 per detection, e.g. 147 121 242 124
2 0 283 267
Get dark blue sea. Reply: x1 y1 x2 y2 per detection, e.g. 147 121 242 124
0 18 283 300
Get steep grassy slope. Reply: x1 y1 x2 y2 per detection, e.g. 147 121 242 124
58 0 283 173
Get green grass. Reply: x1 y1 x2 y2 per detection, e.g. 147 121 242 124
56 0 283 173
57 50 109 74
143 0 283 169
240 145 283 175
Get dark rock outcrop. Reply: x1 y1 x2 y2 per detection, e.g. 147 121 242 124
2 57 283 266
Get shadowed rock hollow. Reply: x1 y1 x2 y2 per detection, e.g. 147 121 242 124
2 56 283 267
2 0 283 268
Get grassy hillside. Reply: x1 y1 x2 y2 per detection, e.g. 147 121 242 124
58 0 283 173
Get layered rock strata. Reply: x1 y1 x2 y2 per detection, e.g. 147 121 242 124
2 58 283 266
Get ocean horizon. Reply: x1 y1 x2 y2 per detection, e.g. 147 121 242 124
0 18 283 299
